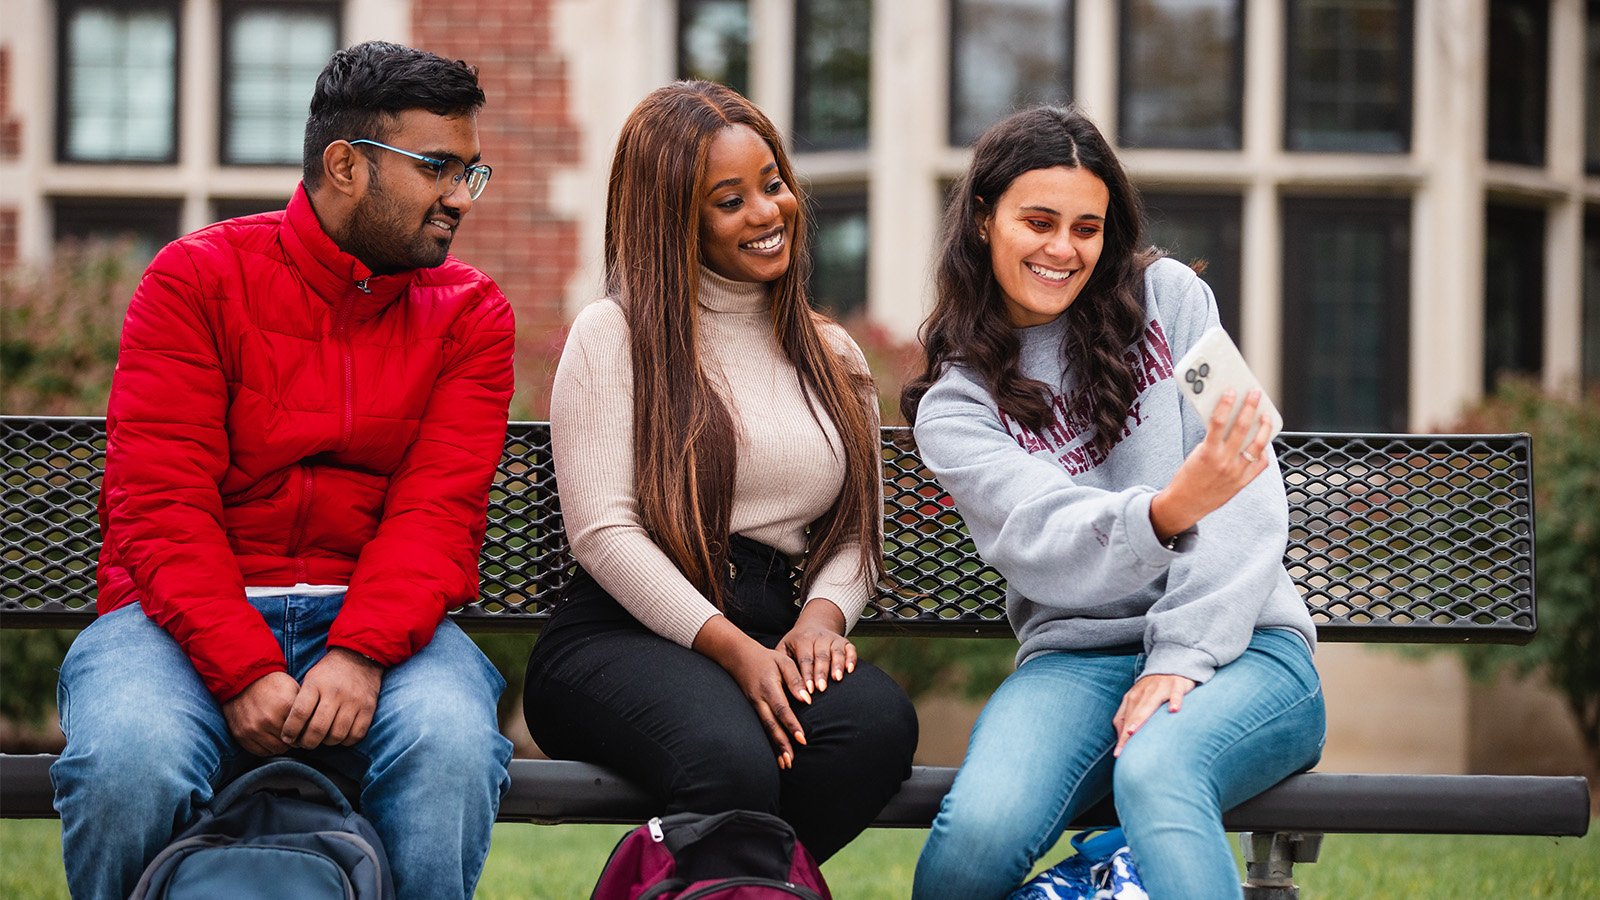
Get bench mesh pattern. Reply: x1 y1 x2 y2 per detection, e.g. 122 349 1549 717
1 417 1535 641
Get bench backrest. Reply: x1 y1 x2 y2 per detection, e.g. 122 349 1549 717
0 416 1536 643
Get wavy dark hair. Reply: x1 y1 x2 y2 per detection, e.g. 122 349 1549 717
604 81 879 610
901 106 1157 456
302 41 486 189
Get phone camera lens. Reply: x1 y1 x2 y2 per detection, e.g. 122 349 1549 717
1192 380 1204 394
1198 363 1210 377
1185 368 1197 383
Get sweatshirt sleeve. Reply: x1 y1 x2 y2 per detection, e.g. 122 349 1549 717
800 324 880 631
101 241 286 702
330 285 515 666
913 368 1184 613
1139 264 1297 682
550 302 724 646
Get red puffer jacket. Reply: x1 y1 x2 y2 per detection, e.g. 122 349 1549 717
97 185 515 702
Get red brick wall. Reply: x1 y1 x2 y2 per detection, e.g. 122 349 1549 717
413 1 579 417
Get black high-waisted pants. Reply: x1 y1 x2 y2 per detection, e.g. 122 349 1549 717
522 535 919 861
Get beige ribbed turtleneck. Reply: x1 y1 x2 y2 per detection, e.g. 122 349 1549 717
548 267 879 647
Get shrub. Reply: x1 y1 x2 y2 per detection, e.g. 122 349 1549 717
1450 379 1600 792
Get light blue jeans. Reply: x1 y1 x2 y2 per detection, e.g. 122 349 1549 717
51 594 513 900
913 629 1324 900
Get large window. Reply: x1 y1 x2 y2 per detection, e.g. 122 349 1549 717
794 0 872 150
1285 0 1411 152
1585 210 1600 387
1143 192 1242 339
1280 197 1410 432
212 197 289 223
53 197 182 264
1487 0 1548 167
57 1 180 163
949 0 1073 146
221 2 339 166
1118 0 1243 149
1483 203 1545 393
808 191 869 318
678 0 751 97
1588 1 1600 175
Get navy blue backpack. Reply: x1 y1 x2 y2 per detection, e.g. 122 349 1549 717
129 758 395 900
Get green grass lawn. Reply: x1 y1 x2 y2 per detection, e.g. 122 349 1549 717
3 819 1595 898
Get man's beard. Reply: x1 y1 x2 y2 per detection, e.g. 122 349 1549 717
338 177 456 275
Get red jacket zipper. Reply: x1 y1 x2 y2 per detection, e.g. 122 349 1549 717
336 285 362 451
285 466 315 581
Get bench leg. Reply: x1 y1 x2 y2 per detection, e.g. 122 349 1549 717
1239 831 1323 899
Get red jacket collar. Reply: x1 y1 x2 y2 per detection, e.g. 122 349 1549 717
279 184 416 320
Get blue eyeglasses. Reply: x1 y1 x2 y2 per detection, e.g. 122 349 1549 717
349 139 493 200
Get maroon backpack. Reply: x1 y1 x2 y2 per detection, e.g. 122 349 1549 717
591 810 832 900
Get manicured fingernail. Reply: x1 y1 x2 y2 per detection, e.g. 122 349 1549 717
794 731 807 745
806 679 814 693
847 662 855 673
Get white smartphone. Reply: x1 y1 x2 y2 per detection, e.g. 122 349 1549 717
1172 326 1283 446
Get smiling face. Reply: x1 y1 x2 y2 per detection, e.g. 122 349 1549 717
697 125 799 284
982 165 1110 328
343 108 482 274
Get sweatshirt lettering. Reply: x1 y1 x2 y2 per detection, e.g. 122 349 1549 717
1002 318 1174 475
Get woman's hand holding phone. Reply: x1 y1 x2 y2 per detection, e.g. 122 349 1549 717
1150 388 1273 540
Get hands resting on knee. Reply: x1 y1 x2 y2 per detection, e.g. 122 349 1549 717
220 648 383 755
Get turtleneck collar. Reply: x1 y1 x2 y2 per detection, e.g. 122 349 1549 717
279 184 417 323
696 265 772 314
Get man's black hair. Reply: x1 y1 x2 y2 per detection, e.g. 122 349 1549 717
302 41 486 189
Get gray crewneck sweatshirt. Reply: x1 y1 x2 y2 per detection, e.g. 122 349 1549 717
912 258 1315 684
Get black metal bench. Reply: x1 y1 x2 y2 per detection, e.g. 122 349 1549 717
1 416 1590 894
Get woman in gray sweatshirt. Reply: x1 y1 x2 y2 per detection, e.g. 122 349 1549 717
906 106 1325 900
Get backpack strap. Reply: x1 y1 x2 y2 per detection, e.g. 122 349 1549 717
1068 827 1127 863
210 759 356 816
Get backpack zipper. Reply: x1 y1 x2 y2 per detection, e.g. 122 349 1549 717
668 876 825 900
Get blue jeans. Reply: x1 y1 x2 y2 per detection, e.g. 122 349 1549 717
913 629 1324 900
51 595 513 900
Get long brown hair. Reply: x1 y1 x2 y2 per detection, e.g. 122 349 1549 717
604 80 879 609
902 106 1158 456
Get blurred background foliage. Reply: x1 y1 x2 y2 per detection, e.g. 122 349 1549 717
1448 380 1600 787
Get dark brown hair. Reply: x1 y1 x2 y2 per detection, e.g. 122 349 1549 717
901 105 1157 456
604 80 879 608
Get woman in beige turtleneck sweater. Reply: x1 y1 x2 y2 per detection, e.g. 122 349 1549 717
522 81 917 862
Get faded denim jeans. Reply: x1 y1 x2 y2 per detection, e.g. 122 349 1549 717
913 628 1325 900
52 594 512 899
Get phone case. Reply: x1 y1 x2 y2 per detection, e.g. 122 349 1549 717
1172 326 1284 446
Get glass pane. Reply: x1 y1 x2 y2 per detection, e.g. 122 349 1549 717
949 0 1073 146
1286 0 1410 152
794 0 872 150
1119 0 1241 149
679 0 751 97
1143 193 1242 339
1486 0 1548 166
64 6 177 162
212 197 288 223
1588 2 1600 174
1483 203 1545 392
1281 198 1410 432
225 5 339 165
53 198 182 265
1585 211 1600 387
809 193 869 318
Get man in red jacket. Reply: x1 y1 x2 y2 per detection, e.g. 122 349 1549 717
52 41 515 899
